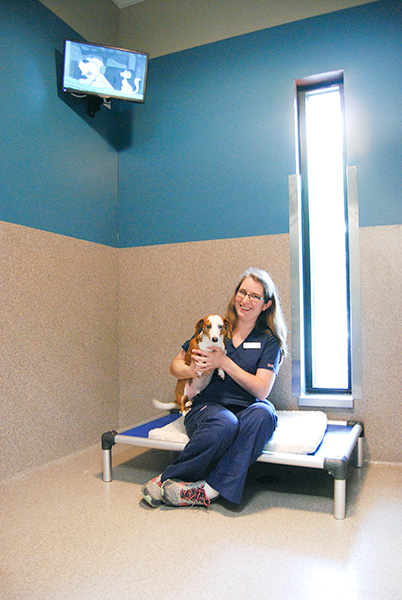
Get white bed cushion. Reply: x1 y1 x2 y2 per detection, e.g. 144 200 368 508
148 416 190 444
148 410 328 455
264 410 328 454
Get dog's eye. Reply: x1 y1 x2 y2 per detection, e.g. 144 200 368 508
206 324 211 329
218 325 223 329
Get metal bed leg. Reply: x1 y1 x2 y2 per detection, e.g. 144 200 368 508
102 449 112 483
101 430 117 483
354 436 364 468
325 457 348 519
326 422 364 519
333 478 346 520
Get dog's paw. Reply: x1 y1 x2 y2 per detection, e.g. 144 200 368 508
182 400 193 415
218 367 225 379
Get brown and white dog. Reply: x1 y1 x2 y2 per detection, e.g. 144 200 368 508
153 314 231 415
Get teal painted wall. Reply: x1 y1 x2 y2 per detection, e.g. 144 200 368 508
0 0 119 246
119 0 402 247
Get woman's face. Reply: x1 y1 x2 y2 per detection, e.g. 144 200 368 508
234 276 271 324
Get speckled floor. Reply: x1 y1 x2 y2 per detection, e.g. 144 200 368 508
1 444 401 600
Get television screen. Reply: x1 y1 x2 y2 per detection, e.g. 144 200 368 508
62 39 149 103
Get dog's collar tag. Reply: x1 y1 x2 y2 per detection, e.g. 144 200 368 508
243 342 261 349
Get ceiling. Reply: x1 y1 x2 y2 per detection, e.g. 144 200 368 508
111 0 146 8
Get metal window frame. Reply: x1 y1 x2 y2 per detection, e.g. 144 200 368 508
290 71 362 409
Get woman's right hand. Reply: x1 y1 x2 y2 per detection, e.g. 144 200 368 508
169 349 198 379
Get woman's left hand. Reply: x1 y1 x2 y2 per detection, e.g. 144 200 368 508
191 347 226 375
192 346 275 399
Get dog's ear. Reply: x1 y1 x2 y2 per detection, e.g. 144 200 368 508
195 318 205 336
223 318 232 338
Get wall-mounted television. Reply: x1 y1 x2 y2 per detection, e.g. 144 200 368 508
62 39 149 103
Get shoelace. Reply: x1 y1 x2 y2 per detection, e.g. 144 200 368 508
149 476 162 488
180 485 210 507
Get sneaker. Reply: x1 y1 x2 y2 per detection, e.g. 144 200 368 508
161 480 211 507
141 474 163 507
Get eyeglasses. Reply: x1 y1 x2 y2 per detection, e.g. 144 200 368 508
237 289 264 303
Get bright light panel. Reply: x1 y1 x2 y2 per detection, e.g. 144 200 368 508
305 87 349 390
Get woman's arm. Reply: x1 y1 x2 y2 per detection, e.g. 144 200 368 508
192 347 276 401
169 349 198 379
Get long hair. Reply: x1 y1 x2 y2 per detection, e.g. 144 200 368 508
225 267 288 363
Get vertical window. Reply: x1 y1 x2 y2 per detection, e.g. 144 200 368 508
290 71 362 408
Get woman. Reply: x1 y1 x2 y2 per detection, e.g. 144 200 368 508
141 267 287 508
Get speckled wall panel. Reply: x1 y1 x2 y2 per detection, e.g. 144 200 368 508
2 223 400 482
358 225 402 463
118 233 292 427
1 221 119 481
118 225 402 464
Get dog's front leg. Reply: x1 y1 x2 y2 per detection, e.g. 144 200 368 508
188 338 204 377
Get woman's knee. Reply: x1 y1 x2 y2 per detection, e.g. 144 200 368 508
186 403 239 444
211 408 239 443
240 402 277 437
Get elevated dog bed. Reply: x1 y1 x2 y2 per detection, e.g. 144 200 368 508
101 410 364 519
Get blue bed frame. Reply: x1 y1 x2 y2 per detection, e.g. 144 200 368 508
101 412 364 519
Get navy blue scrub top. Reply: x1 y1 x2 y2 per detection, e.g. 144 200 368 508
182 326 281 409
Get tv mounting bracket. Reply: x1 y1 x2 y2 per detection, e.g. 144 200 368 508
87 95 111 118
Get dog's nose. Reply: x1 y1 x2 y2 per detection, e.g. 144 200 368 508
212 337 218 343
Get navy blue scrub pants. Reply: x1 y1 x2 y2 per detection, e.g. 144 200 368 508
160 400 277 504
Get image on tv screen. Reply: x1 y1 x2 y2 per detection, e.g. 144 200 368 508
62 40 148 102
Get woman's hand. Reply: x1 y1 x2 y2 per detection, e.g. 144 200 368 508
169 349 198 379
193 347 276 400
171 346 275 401
191 347 226 375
